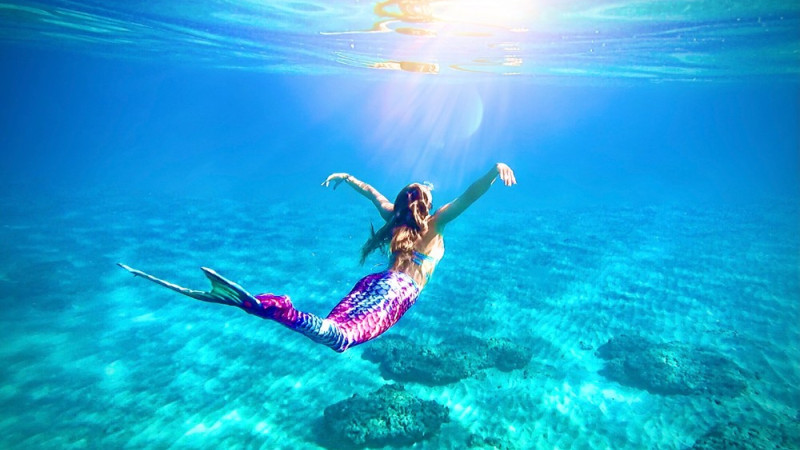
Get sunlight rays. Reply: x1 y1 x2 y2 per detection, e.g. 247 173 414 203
363 79 487 183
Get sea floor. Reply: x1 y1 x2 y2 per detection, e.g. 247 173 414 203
0 189 798 449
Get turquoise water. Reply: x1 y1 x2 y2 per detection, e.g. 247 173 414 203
1 1 799 449
1 0 798 79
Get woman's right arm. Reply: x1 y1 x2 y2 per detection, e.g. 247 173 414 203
432 163 516 231
322 173 394 221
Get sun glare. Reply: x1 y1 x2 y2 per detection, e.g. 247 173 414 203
375 0 536 29
322 0 538 75
431 0 536 30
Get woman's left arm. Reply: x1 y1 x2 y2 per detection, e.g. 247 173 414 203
322 173 394 221
431 163 516 231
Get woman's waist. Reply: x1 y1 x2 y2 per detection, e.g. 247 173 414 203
387 263 431 290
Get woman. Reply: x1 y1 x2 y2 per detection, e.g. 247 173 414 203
119 163 516 352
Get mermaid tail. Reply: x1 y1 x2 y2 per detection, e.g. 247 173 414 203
324 271 420 348
118 264 420 353
252 271 420 352
117 263 259 307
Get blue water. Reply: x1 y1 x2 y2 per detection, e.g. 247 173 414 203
1 1 799 449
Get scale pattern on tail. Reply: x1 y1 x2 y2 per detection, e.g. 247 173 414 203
245 271 420 352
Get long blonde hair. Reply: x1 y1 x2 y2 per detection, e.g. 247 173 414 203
360 183 432 265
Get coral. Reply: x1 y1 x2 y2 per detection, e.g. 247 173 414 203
596 334 748 396
361 335 531 385
322 384 449 448
691 421 800 449
466 433 520 449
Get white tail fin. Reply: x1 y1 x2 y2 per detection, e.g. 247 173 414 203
117 263 258 307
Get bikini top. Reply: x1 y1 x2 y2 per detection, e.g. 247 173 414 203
391 247 443 282
411 250 441 266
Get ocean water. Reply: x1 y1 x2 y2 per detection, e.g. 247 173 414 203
1 1 799 449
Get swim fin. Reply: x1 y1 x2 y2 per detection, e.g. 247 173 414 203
117 263 258 307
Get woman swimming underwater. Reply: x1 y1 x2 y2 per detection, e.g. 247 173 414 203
119 163 516 352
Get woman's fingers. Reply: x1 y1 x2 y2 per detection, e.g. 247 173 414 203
500 166 517 186
498 165 516 186
496 162 514 186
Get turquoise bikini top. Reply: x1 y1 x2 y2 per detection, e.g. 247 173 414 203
411 250 439 266
390 250 441 282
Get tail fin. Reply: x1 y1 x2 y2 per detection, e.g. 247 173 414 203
117 263 258 307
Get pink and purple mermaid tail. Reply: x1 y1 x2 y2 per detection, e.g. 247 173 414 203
244 271 420 352
118 264 420 353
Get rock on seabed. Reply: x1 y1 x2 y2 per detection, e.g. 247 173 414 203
322 384 449 449
362 335 531 385
596 334 749 397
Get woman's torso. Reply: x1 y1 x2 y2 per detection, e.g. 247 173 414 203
390 230 444 289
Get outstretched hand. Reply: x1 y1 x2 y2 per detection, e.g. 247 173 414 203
321 173 349 190
496 163 517 186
